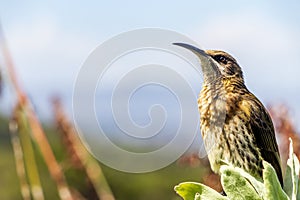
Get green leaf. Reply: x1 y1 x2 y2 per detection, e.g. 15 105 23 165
174 182 228 200
297 180 300 200
219 160 265 196
220 165 262 200
263 161 289 200
284 138 300 200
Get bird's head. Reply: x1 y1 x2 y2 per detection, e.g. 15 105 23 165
205 50 243 80
173 43 244 82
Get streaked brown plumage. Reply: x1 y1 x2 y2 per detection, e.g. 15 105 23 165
174 43 283 185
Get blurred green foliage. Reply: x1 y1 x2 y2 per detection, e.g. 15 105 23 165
0 115 205 200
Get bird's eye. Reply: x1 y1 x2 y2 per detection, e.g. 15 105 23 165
216 55 227 64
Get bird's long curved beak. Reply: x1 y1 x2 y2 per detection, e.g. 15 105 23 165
173 42 221 82
173 42 207 57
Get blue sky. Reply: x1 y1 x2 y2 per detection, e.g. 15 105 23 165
1 1 300 129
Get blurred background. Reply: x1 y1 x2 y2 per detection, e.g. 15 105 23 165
0 1 300 199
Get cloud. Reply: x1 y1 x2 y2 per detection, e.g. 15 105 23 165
3 16 100 94
192 10 299 51
6 16 97 64
7 17 57 54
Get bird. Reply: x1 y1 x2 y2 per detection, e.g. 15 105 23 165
173 42 283 186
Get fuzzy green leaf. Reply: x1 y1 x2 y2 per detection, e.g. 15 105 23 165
174 182 228 200
220 165 262 200
219 160 265 196
284 138 300 200
297 180 300 200
263 161 289 200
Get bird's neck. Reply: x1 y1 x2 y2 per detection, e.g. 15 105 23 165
222 77 246 92
202 77 249 99
202 76 246 94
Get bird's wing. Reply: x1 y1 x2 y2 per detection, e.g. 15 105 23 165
248 96 283 185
